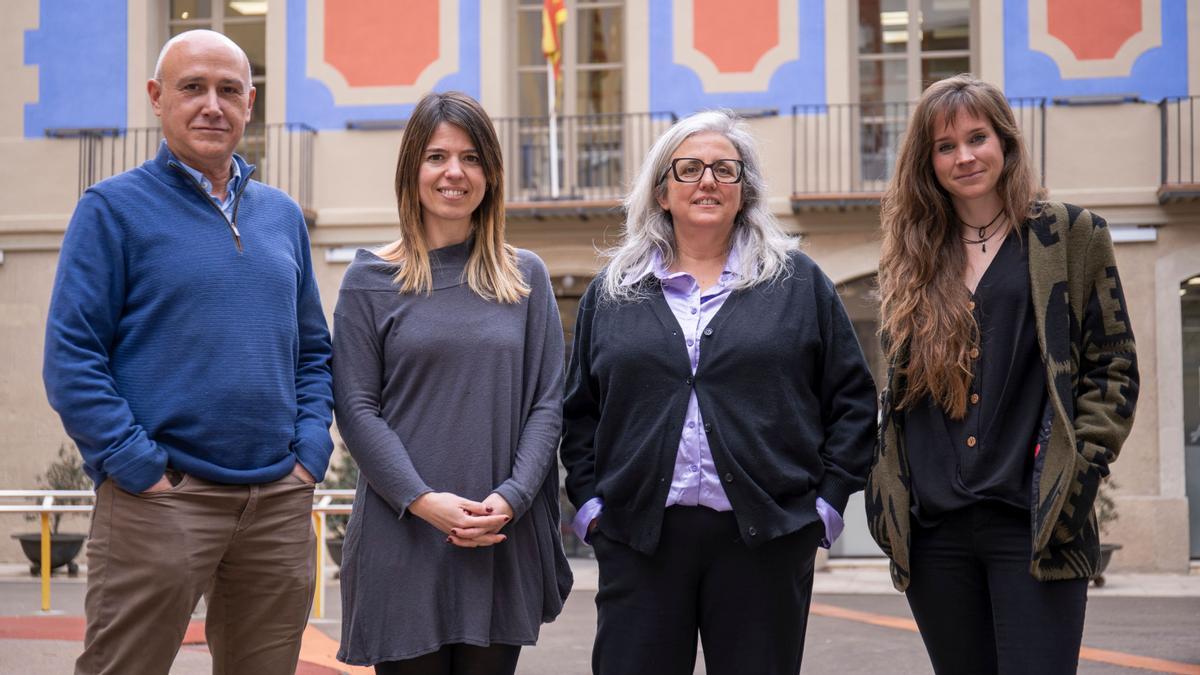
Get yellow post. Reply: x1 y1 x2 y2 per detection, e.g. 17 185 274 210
312 512 324 619
40 511 51 612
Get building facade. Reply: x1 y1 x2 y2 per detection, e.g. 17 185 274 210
1 0 1197 571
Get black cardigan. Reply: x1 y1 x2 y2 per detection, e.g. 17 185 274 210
561 251 877 554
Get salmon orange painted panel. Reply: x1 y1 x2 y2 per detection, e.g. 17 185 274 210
1046 0 1141 60
693 0 779 73
324 0 439 87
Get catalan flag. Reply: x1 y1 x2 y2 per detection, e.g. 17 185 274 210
542 0 567 81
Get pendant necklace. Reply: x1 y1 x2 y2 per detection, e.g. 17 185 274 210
959 208 1004 253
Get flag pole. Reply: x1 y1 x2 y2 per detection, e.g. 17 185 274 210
546 59 560 199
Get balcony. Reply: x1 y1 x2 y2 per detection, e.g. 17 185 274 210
53 123 317 218
789 99 1046 211
493 111 677 215
1160 96 1200 203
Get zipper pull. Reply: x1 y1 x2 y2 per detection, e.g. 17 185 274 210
231 222 243 252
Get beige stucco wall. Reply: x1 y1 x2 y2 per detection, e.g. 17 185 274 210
1104 234 1190 572
0 0 38 136
1044 103 1163 214
0 250 68 483
0 249 83 554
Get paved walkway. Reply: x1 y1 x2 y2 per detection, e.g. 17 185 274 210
1 560 1198 674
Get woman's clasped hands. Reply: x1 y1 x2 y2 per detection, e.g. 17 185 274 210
409 491 514 547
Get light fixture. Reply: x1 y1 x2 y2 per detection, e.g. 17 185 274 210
1188 277 1200 286
228 1 268 16
181 10 189 19
1108 226 1157 243
326 245 386 263
880 11 908 26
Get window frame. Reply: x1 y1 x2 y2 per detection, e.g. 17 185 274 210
853 0 975 103
512 0 625 119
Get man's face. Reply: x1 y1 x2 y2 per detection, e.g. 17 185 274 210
148 34 255 172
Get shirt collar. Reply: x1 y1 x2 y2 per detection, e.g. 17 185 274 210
620 240 744 287
176 156 242 198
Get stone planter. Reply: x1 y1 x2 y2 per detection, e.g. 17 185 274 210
327 537 344 568
12 532 87 577
1091 542 1123 587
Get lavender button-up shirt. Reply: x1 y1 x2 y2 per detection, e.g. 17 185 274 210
572 245 844 548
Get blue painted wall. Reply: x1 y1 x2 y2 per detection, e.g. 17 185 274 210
1004 0 1188 100
24 0 127 138
648 0 825 115
286 0 481 128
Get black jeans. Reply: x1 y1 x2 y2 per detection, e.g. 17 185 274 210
905 501 1088 674
374 643 521 675
591 506 821 675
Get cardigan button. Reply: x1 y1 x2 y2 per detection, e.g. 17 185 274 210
703 327 713 336
703 422 712 433
969 347 980 359
748 526 758 537
724 473 734 483
685 376 694 385
970 393 980 405
967 435 977 448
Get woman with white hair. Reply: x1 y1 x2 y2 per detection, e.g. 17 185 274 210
560 110 877 674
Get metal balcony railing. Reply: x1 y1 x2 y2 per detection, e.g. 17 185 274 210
493 111 677 204
790 98 1046 204
1160 96 1200 201
53 123 317 213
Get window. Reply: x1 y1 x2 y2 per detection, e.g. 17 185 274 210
1182 275 1200 558
857 0 970 102
855 0 971 184
514 0 623 117
511 0 625 199
167 1 268 128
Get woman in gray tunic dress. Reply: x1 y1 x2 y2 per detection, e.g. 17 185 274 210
333 91 572 674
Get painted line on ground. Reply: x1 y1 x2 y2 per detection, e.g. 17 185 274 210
0 617 355 674
809 603 1200 674
0 616 205 643
299 625 372 674
3 609 1196 674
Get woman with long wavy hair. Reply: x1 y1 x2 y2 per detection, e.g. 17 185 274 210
866 74 1139 673
333 91 572 675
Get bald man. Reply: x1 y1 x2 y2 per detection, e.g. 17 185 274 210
43 30 333 674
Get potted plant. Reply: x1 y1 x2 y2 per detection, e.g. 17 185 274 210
1092 476 1121 587
321 447 358 570
12 442 91 576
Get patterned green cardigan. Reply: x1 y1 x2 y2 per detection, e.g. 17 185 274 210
865 202 1139 591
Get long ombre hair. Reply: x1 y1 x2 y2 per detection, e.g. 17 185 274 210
378 91 529 303
879 74 1043 418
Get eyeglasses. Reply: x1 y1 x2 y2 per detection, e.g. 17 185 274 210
659 158 745 184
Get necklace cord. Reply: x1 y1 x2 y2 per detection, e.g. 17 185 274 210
959 208 1005 247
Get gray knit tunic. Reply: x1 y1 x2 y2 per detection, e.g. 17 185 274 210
333 241 572 666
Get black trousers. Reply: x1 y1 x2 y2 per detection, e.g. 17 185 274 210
905 501 1089 675
591 506 821 675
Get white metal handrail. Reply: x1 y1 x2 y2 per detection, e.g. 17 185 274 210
1 488 358 616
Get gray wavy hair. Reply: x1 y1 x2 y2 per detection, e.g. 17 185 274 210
601 110 796 301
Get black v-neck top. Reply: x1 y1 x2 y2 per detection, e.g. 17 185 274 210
904 228 1046 526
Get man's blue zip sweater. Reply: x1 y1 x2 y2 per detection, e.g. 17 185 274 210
43 142 334 492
